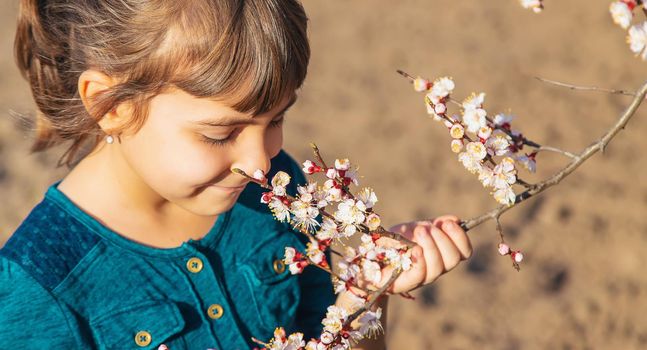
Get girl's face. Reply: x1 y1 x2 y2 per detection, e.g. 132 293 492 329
117 87 295 216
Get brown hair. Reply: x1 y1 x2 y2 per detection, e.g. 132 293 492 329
14 0 310 168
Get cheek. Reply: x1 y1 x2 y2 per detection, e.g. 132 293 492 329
267 127 284 159
120 125 230 193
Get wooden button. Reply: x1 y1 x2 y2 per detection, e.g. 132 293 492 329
273 259 286 274
134 330 152 347
207 304 224 319
186 257 203 273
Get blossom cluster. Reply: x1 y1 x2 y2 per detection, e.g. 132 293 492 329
253 157 412 349
259 305 383 350
609 0 647 60
522 0 647 61
519 0 544 13
412 76 538 206
498 242 524 271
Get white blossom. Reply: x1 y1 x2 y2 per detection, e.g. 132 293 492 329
512 251 524 263
462 107 487 133
306 242 325 265
362 259 382 285
413 77 430 92
462 92 485 111
334 199 367 237
610 1 633 30
628 21 647 60
335 158 351 171
290 200 319 232
305 340 326 350
365 213 381 231
323 180 343 202
253 169 266 182
316 217 339 241
269 198 290 222
515 153 537 173
385 248 412 271
271 171 291 189
320 332 335 345
493 113 514 127
450 139 464 153
493 185 516 206
284 247 297 264
492 157 517 189
498 243 511 256
478 126 493 140
356 188 378 208
358 234 376 256
520 0 543 13
458 152 483 174
485 133 512 157
431 77 455 98
450 123 465 139
358 308 384 338
478 166 495 188
466 141 487 161
322 306 348 335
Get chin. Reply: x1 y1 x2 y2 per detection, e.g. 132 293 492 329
189 193 240 216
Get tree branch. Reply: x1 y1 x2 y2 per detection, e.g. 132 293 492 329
460 79 647 231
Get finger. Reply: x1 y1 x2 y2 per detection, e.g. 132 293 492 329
412 224 444 284
440 219 473 259
432 215 459 226
435 220 472 260
429 225 461 276
387 245 426 294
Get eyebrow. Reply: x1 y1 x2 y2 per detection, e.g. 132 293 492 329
194 95 298 127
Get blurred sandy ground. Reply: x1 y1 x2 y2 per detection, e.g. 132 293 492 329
2 1 647 349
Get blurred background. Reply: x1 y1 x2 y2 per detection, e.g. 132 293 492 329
2 1 647 349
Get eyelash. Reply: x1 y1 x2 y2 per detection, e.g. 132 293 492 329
200 116 285 147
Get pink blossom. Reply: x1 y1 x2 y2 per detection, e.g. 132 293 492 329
498 243 510 255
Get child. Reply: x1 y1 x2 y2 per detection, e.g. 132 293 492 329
0 0 472 349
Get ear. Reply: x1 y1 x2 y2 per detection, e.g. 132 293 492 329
78 70 129 133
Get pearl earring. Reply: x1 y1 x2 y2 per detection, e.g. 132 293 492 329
106 135 114 144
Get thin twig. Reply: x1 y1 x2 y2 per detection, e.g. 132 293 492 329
310 143 329 170
535 77 637 96
536 145 577 159
494 214 505 243
460 79 647 231
343 268 402 329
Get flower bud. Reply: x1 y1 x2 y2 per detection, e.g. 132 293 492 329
434 103 447 115
335 158 351 171
326 168 338 179
320 332 335 345
302 160 320 174
413 77 431 92
511 251 524 263
451 139 464 153
260 192 274 204
498 243 510 255
450 124 465 139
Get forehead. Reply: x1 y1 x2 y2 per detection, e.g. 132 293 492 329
151 87 296 125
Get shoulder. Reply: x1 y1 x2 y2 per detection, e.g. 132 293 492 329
0 192 102 291
0 257 84 348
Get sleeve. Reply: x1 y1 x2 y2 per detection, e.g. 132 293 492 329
0 258 85 348
284 151 336 340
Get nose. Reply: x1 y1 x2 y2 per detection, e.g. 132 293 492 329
230 135 272 179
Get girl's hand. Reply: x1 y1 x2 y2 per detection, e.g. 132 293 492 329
371 215 472 294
